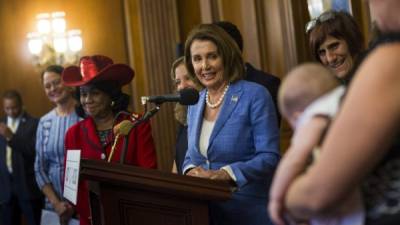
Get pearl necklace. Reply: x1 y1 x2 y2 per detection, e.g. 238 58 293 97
206 84 230 109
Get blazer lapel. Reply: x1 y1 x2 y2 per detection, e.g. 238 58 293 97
208 82 243 149
14 113 28 136
81 117 104 152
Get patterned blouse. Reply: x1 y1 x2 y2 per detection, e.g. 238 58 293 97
362 137 400 225
34 109 80 210
360 34 400 225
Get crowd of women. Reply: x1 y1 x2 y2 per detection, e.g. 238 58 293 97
1 0 399 224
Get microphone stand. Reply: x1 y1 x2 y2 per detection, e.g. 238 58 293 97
120 136 129 164
119 105 160 164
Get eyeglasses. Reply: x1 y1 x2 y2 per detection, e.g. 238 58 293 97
305 11 336 34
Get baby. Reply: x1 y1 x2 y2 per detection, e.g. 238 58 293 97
268 63 364 225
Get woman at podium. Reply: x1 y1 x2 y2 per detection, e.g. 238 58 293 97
182 24 280 225
62 55 157 225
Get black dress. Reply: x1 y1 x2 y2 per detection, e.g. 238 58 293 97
175 123 188 175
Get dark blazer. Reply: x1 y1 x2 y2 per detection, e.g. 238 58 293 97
245 62 281 125
0 112 41 203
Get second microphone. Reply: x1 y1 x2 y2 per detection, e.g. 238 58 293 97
141 88 199 105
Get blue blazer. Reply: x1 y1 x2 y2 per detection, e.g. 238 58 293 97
183 80 280 198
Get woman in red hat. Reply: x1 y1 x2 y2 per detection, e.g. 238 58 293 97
62 55 157 225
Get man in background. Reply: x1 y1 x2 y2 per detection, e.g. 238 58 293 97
214 21 281 125
0 90 42 225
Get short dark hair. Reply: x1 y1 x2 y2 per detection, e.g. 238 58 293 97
184 24 245 84
2 89 23 106
75 81 130 118
308 10 364 62
213 21 243 52
41 65 64 82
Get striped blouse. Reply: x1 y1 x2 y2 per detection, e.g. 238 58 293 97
35 109 80 210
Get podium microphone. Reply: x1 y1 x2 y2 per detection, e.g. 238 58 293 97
113 120 134 136
108 106 161 163
108 120 135 162
141 88 199 105
112 106 160 137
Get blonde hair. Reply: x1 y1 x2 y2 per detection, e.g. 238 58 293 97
170 57 185 81
170 56 203 89
279 63 339 119
170 57 202 125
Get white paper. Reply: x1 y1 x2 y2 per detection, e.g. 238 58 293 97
40 209 79 225
63 150 81 205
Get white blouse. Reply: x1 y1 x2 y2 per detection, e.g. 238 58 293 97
199 118 215 157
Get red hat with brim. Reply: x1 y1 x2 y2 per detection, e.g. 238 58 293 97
62 55 134 87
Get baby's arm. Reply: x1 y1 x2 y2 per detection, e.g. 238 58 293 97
269 116 330 225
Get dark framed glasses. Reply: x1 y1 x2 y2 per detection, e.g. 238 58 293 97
305 11 336 34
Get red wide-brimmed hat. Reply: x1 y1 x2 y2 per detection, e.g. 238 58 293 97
62 55 134 87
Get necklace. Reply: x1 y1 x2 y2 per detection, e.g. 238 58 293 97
206 84 229 109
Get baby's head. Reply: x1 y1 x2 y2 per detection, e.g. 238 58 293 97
279 63 339 128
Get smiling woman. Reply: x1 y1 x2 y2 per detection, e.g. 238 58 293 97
316 36 353 78
182 24 280 225
190 40 225 94
307 10 364 83
35 65 81 224
61 55 157 225
79 85 113 125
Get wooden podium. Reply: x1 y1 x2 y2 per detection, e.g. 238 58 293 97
80 159 232 225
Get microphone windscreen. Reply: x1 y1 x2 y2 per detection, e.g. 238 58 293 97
114 120 134 136
179 88 199 105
